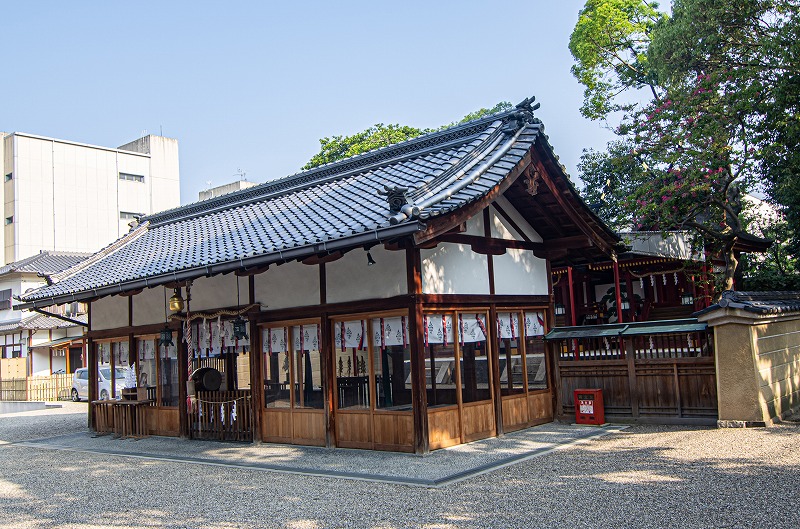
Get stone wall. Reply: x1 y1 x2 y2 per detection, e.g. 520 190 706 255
698 291 800 426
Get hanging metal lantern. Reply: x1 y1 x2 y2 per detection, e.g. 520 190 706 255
232 316 249 340
159 326 174 347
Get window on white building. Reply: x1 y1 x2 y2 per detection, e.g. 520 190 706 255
119 212 143 220
4 173 11 182
0 289 12 310
4 216 12 225
119 172 144 183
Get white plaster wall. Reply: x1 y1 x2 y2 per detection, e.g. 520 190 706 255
492 196 543 242
189 274 249 312
133 286 168 327
30 329 50 346
31 348 49 376
421 243 489 295
51 354 67 373
464 213 485 236
254 261 319 310
326 246 407 304
493 249 548 295
91 295 129 330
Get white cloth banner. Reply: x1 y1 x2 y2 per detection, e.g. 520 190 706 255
293 324 320 351
221 321 234 348
334 320 366 349
263 327 288 354
372 317 409 348
138 339 155 361
198 320 211 351
234 322 250 347
524 311 545 337
424 315 453 345
497 312 519 340
98 343 110 363
458 314 487 344
190 322 199 352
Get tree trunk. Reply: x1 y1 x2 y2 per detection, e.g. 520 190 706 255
721 241 738 296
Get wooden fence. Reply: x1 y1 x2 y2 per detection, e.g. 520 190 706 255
190 389 253 441
0 374 73 402
546 319 718 424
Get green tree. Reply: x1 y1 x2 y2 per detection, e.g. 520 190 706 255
571 0 799 292
302 102 512 170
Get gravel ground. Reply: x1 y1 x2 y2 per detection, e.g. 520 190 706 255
1 403 799 529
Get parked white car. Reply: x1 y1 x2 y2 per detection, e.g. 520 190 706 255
71 366 129 401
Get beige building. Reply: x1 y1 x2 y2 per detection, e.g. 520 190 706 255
0 132 180 265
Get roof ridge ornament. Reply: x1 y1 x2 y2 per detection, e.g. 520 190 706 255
379 185 417 215
504 96 541 133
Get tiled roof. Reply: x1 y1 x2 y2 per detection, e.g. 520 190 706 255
18 101 553 308
0 313 86 333
699 290 800 316
0 251 90 277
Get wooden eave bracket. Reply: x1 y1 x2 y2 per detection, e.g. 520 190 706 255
300 250 344 266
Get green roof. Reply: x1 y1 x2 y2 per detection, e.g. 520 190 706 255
544 319 707 341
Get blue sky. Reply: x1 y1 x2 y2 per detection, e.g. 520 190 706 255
4 1 613 205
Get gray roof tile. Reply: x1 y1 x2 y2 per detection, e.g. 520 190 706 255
21 104 546 307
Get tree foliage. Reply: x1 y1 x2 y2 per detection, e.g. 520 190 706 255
571 0 800 292
302 102 512 170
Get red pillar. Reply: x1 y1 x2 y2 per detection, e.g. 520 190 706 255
613 258 624 324
567 266 578 360
567 266 577 326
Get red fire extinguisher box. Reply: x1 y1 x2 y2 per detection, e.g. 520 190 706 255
574 389 605 425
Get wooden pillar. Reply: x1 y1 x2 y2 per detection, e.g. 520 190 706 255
87 337 96 429
249 317 263 443
320 313 334 448
177 322 189 439
489 304 503 437
249 275 263 443
178 286 190 439
613 257 624 324
407 247 429 454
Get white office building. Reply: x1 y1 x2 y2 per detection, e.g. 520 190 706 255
0 132 180 265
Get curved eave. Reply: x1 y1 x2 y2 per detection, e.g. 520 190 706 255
16 221 425 310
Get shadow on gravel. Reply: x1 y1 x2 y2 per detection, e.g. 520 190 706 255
2 419 799 528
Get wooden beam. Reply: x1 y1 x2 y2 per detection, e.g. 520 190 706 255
491 200 532 243
236 266 269 277
300 251 344 266
383 239 413 251
543 235 594 251
533 150 615 256
435 233 544 253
